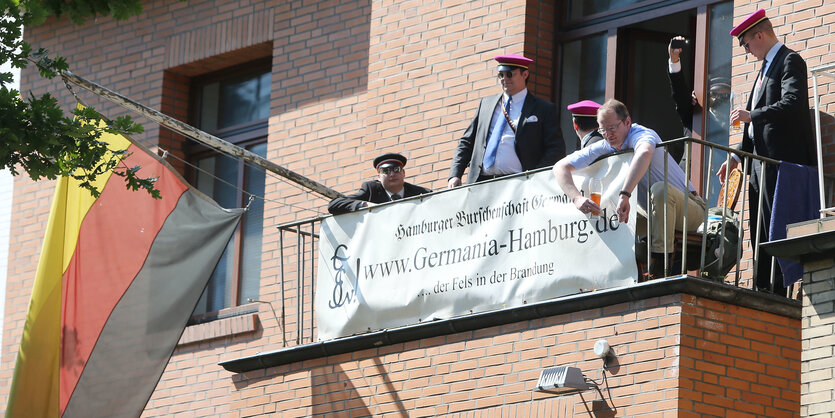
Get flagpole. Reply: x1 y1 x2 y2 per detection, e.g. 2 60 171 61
61 70 343 200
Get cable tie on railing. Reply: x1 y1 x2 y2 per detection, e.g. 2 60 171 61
158 147 169 160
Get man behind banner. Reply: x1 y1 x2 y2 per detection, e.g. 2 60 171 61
447 54 565 187
552 99 705 278
328 152 431 215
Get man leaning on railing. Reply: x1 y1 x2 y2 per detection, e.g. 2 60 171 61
328 152 431 215
553 99 705 279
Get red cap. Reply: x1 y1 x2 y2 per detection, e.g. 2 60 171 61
567 100 602 117
730 9 768 38
495 54 533 71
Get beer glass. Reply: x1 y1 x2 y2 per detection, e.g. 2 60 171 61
730 91 745 132
589 178 603 217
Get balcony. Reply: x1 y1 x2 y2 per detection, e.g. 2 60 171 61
220 137 825 373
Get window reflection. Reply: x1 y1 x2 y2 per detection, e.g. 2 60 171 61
198 72 271 132
239 142 266 306
193 143 267 314
704 1 733 204
560 33 606 152
565 0 643 21
194 153 239 313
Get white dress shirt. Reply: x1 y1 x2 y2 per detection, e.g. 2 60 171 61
481 88 527 175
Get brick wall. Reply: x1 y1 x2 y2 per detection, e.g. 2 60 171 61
1 0 821 415
166 293 796 417
1 0 549 413
800 258 835 416
679 295 801 416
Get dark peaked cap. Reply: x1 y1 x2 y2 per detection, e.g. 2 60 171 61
373 153 407 170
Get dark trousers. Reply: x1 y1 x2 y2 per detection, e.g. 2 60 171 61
748 178 787 295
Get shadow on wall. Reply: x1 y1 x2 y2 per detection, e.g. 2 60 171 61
312 360 404 416
813 110 835 207
229 361 385 416
271 0 371 116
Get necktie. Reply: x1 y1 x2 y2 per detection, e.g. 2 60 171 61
391 194 402 201
483 97 511 169
753 59 767 104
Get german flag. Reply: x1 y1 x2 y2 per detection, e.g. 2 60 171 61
6 123 243 417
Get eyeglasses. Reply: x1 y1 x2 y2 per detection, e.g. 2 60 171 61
379 166 403 175
497 70 516 79
597 120 625 135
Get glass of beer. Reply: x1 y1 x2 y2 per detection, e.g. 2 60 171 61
730 91 745 131
589 178 603 217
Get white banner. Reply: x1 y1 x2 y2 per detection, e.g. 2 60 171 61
316 155 638 341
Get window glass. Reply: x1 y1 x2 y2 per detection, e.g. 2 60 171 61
191 65 270 316
239 142 267 305
193 153 241 313
559 33 606 153
704 1 733 204
565 0 643 21
198 71 271 132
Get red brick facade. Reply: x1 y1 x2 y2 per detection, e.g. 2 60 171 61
143 294 799 417
2 0 831 415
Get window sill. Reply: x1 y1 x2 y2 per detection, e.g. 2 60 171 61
179 311 259 346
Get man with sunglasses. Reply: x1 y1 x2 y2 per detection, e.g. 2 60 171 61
448 54 564 188
720 9 816 293
553 99 704 279
328 152 431 215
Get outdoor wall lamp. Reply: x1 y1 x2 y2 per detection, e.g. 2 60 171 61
534 339 617 396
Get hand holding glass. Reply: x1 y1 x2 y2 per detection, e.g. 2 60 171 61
589 178 603 217
730 91 745 131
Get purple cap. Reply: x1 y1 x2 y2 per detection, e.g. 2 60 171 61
495 54 533 71
730 9 768 38
567 100 602 117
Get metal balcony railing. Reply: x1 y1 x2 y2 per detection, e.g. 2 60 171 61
640 137 777 289
273 137 825 345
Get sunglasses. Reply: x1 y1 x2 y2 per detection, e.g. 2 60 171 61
379 166 403 175
497 70 516 79
739 31 760 50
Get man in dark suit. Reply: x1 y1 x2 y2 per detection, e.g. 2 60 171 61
720 9 817 293
328 153 431 215
567 100 603 149
448 54 564 188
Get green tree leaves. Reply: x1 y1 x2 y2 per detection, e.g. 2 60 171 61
1 0 164 198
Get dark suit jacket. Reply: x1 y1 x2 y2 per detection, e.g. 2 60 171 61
740 45 816 289
581 130 603 148
665 70 693 163
742 45 816 168
669 70 694 137
449 92 564 184
327 181 431 215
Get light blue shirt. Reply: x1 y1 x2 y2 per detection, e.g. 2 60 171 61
567 123 694 209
